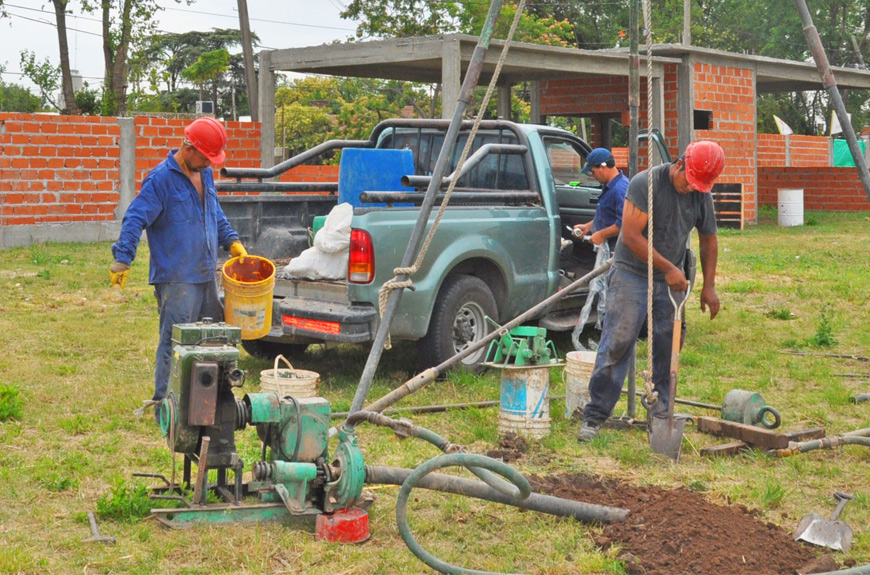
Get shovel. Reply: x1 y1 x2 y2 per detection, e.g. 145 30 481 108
649 283 691 462
795 492 853 553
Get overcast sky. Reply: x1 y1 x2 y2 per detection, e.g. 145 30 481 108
1 0 360 93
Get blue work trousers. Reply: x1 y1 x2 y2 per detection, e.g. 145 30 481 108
582 267 686 424
153 282 224 401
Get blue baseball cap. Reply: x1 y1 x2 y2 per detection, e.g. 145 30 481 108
581 148 615 174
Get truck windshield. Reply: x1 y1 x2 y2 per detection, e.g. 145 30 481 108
379 129 530 191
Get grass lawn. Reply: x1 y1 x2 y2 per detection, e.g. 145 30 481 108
0 207 868 574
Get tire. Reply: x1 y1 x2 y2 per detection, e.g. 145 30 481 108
240 339 309 361
418 274 498 372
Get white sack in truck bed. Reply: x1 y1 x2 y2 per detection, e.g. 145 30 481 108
282 203 353 280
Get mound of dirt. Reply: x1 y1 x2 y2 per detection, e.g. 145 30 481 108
531 473 827 575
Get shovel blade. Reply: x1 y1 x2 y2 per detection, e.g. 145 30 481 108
649 416 686 462
795 518 853 553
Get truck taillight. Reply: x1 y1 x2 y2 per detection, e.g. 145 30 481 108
348 229 374 283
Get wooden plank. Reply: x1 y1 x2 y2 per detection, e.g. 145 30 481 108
784 427 826 441
694 416 790 449
700 441 750 457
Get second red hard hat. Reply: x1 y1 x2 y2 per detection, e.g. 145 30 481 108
684 141 725 193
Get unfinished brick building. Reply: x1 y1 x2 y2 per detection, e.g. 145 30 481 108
262 35 870 227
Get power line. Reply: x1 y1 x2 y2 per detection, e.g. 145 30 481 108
161 6 356 32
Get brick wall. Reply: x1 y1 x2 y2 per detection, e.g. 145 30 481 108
758 167 868 211
758 134 831 167
0 113 339 229
0 114 120 226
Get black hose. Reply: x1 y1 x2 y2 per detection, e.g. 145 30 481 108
366 464 629 524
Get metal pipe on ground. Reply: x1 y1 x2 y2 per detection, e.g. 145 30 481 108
365 465 629 524
332 400 500 419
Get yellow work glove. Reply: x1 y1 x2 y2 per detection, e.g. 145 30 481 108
230 241 247 264
109 261 131 289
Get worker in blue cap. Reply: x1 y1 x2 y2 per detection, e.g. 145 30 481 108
573 148 629 251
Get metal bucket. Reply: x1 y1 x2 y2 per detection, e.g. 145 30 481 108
497 364 551 439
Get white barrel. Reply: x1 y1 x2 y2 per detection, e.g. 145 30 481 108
564 350 596 418
497 365 550 439
777 188 804 227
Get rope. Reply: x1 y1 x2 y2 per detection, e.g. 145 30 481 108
377 0 528 349
642 0 658 406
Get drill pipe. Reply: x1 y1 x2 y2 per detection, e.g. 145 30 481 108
365 465 628 524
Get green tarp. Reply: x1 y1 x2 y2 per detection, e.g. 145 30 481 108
833 138 867 167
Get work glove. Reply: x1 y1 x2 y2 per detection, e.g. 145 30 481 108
230 241 247 264
109 261 131 289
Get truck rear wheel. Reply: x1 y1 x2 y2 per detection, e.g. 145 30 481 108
241 339 309 361
418 274 497 372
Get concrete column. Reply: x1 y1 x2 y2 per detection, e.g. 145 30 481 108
497 83 512 120
651 76 664 132
529 80 543 124
677 55 695 152
441 38 461 119
258 50 276 170
116 117 136 220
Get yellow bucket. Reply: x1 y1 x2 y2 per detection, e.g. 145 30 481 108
222 255 276 340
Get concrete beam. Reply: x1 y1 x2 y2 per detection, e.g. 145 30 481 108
677 54 695 153
441 37 461 119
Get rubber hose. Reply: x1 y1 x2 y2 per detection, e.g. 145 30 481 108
811 565 870 575
346 410 522 498
367 465 628 524
395 453 531 575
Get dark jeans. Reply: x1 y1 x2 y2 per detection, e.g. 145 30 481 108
582 267 686 424
153 281 224 402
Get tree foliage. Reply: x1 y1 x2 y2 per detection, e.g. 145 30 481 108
0 64 42 112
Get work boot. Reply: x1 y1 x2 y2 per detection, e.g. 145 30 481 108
576 421 601 442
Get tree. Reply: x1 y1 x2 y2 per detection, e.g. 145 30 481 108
18 51 61 111
0 67 42 112
181 49 230 115
50 0 79 113
129 28 256 116
76 0 190 116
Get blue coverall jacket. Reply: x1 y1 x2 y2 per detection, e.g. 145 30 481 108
112 151 239 283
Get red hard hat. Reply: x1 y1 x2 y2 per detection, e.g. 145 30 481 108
184 116 227 164
684 141 725 193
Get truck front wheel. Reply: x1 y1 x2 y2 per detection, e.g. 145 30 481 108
241 339 309 362
418 274 498 372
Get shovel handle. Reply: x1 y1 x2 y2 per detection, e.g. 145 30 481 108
830 492 853 521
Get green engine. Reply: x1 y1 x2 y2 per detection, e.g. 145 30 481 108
155 321 364 524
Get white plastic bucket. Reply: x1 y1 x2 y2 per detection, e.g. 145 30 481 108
497 365 550 439
564 350 596 418
777 188 804 227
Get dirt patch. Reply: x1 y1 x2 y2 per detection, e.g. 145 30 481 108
485 432 528 463
530 473 832 575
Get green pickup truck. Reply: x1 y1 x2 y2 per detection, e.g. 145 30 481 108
219 119 636 370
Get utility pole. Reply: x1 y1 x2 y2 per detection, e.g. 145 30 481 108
683 0 691 46
237 0 259 122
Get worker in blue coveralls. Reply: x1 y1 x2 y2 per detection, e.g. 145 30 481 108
577 141 725 442
109 116 247 415
573 147 629 250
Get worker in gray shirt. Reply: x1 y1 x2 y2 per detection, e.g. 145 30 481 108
577 141 725 442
